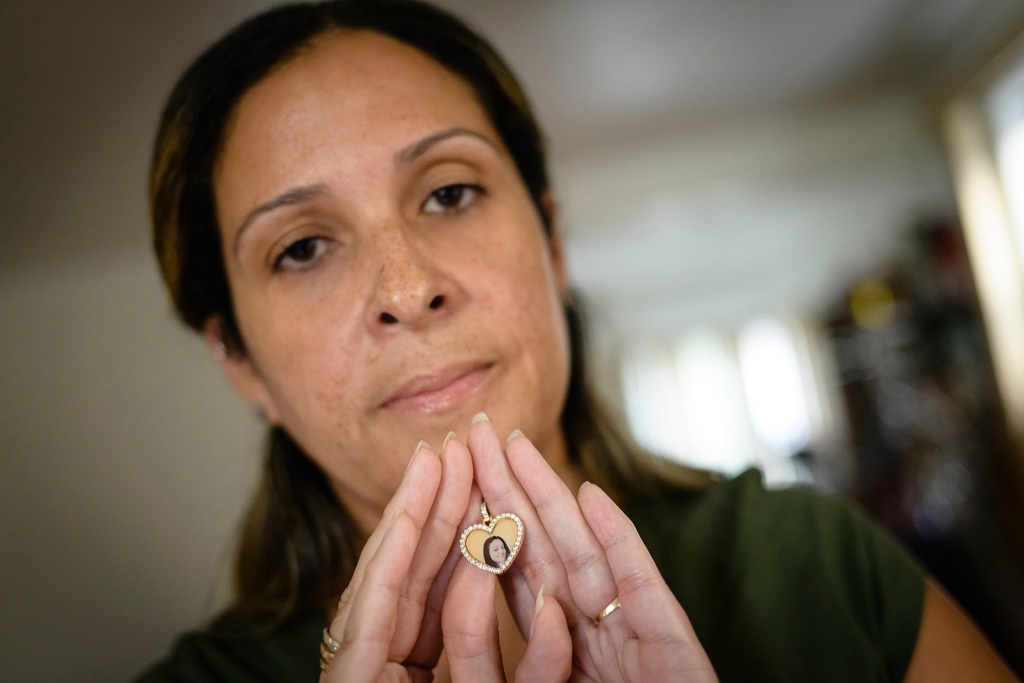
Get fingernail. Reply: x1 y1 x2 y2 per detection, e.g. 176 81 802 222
471 412 490 425
533 583 549 617
578 481 591 493
506 428 524 443
442 431 457 450
406 440 430 473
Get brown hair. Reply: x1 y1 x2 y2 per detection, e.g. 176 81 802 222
151 0 713 629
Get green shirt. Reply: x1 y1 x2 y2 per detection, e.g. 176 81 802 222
133 469 925 682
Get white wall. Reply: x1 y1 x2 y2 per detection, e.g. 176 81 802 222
556 96 956 420
0 252 263 681
1 3 277 679
559 97 956 338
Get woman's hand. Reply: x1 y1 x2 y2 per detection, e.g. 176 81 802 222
441 486 573 682
320 436 472 683
466 417 719 682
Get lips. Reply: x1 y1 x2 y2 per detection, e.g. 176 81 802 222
382 361 494 412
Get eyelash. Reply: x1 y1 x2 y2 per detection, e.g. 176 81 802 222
273 235 326 272
422 183 485 214
270 183 485 272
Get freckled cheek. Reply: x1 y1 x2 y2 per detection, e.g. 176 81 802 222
469 246 567 385
491 256 559 332
242 294 364 417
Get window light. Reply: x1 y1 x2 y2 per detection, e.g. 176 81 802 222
737 319 811 456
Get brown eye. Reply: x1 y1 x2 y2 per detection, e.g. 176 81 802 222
274 236 325 270
423 183 482 214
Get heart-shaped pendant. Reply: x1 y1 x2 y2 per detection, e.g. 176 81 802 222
460 502 524 574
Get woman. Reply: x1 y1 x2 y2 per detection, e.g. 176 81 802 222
136 1 1017 681
483 536 511 569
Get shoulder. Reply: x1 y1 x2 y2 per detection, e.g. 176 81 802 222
627 469 926 682
130 613 326 683
628 468 924 596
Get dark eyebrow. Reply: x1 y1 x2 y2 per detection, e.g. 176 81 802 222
394 127 499 166
233 183 330 256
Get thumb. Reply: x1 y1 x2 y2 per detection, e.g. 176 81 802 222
442 558 505 682
513 584 572 683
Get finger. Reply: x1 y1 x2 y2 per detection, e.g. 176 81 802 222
401 435 474 666
442 552 506 683
495 560 535 636
326 511 419 683
578 482 695 644
407 483 486 666
506 432 617 618
333 443 441 631
366 442 442 572
513 584 572 683
405 532 463 667
467 415 579 631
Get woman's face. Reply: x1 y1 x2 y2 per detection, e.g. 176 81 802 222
212 31 571 526
487 539 508 565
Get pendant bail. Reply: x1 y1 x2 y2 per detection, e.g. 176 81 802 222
481 501 491 525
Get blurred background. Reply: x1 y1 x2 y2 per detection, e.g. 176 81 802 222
4 0 1024 680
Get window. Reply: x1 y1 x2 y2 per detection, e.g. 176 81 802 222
942 44 1024 439
621 317 824 485
738 319 811 456
988 57 1024 265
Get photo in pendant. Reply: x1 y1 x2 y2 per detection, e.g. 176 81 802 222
464 517 521 570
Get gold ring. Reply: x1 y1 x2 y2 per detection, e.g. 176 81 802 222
322 627 341 652
320 627 341 671
594 597 621 625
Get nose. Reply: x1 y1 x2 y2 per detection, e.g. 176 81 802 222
370 229 453 329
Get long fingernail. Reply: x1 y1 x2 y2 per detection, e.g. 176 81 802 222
533 583 549 617
471 412 490 425
442 431 457 450
406 440 431 474
579 481 591 493
506 428 524 443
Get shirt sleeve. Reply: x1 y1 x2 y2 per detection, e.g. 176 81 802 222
733 470 927 682
798 486 926 681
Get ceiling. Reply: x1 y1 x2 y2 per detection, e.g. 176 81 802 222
436 0 1024 149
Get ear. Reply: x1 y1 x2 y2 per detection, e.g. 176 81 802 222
203 317 282 424
540 191 570 295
